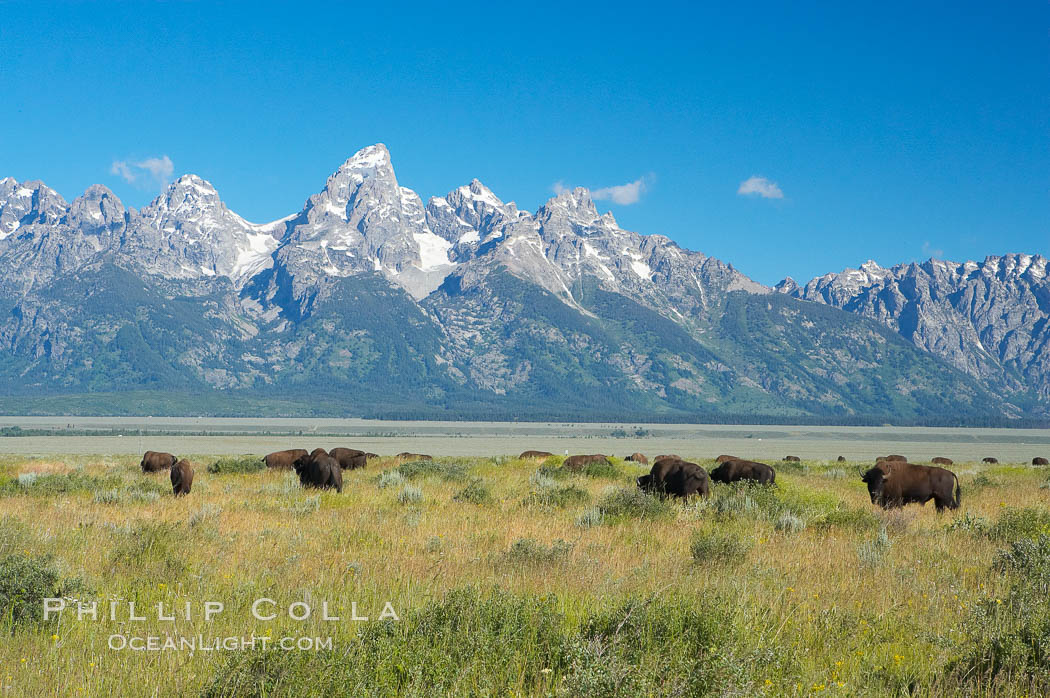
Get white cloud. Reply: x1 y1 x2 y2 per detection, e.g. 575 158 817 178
551 175 651 205
592 176 648 205
922 241 944 258
110 155 174 189
737 175 784 199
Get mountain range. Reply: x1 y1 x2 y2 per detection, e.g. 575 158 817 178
0 144 1042 422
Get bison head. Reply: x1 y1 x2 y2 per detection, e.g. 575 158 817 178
861 467 887 504
637 474 653 491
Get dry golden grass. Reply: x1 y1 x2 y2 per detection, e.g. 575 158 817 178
0 454 1048 696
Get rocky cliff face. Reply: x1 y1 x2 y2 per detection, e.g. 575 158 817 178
0 145 1029 419
778 256 1050 401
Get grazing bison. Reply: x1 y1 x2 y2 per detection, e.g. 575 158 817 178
563 454 610 471
879 455 908 463
931 457 954 465
519 450 554 460
170 459 193 497
329 447 367 470
1034 457 1049 466
715 454 739 464
365 452 379 460
982 457 998 464
397 452 432 461
709 459 776 485
625 452 649 465
861 461 960 512
293 451 343 492
783 455 801 462
264 449 309 470
836 456 847 462
637 458 710 499
140 451 177 473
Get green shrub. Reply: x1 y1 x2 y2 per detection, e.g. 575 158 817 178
395 459 467 482
282 496 320 517
690 529 751 565
0 470 121 496
535 464 573 481
774 511 806 533
498 538 573 567
946 512 991 535
812 505 880 533
523 480 590 509
453 478 491 505
207 456 264 474
377 470 405 489
110 521 186 580
398 484 424 504
581 460 623 479
857 527 891 567
950 535 1050 690
594 487 672 523
575 507 605 528
0 553 81 631
202 587 734 698
988 507 1050 541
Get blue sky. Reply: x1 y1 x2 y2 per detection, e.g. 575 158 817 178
0 2 1046 285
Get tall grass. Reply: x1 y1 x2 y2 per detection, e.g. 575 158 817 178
0 454 1046 696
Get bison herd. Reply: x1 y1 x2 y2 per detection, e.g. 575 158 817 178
137 447 1048 515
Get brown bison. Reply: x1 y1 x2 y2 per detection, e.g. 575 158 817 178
637 458 710 499
655 454 682 463
264 449 309 469
519 450 554 460
329 447 367 470
397 452 432 461
879 455 907 463
564 454 610 471
861 461 959 512
1035 457 1049 466
625 452 649 465
783 455 801 462
982 457 998 464
931 457 953 465
709 459 776 485
170 459 193 497
715 454 739 464
365 452 379 460
836 456 847 462
140 451 177 473
293 451 343 492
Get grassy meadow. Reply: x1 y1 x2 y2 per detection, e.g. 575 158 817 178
1 452 1050 696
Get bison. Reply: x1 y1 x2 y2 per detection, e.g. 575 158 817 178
709 459 776 485
1034 457 1049 466
264 449 309 469
625 452 649 465
783 455 801 462
329 447 367 470
519 450 554 460
293 451 343 492
861 461 960 512
170 459 193 497
836 456 847 462
637 458 710 499
564 454 610 471
365 452 379 460
715 454 739 464
879 455 908 463
982 457 998 464
140 451 176 473
931 457 953 465
397 452 432 461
